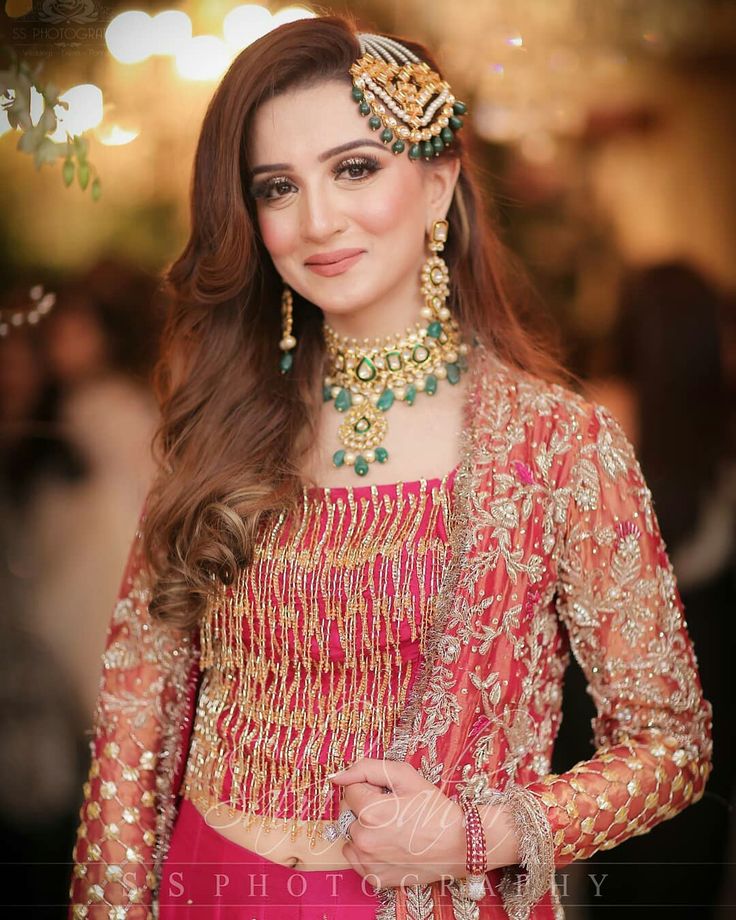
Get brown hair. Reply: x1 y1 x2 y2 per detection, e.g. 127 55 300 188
143 14 572 630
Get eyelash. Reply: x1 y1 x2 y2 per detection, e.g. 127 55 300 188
251 155 382 201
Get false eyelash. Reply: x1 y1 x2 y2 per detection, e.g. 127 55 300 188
250 154 383 201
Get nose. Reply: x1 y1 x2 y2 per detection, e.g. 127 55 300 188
299 182 346 243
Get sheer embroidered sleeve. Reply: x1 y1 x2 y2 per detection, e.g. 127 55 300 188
497 400 714 918
68 506 196 919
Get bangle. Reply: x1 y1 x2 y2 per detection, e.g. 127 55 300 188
458 795 487 901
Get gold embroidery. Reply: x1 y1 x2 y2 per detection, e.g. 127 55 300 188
181 473 456 849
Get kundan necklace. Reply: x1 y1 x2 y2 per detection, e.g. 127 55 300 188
321 220 469 477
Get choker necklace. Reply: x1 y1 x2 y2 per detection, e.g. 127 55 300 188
322 302 469 478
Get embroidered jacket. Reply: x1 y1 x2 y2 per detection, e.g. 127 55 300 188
68 344 713 920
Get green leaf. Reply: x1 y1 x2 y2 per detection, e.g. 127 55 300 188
91 176 101 201
38 105 57 134
62 158 74 187
77 160 90 190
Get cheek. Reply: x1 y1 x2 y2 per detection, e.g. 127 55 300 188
356 170 425 236
256 207 298 260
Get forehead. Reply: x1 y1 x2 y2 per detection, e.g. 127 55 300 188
249 79 374 165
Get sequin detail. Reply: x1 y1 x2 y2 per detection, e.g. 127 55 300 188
181 469 457 848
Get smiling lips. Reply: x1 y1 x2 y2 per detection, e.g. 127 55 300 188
304 248 365 277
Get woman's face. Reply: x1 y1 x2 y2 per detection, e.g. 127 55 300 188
248 79 459 337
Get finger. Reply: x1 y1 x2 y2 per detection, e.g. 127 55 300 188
341 840 369 879
342 781 394 815
328 757 412 792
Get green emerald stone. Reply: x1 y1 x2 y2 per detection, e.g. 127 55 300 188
380 128 393 144
441 126 454 145
375 447 389 463
409 144 422 160
279 352 293 373
354 416 371 434
421 140 434 158
391 140 405 155
449 115 464 131
425 374 438 395
453 100 467 115
354 455 369 476
426 321 442 338
334 388 352 411
333 449 346 467
368 116 382 131
431 135 444 152
446 362 461 384
376 388 394 411
404 384 417 405
413 344 430 363
359 101 371 116
458 353 469 371
355 356 376 381
323 384 332 402
351 86 364 102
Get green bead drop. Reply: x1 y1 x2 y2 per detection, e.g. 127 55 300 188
380 128 393 144
333 449 346 467
424 374 438 395
391 140 405 155
368 116 382 131
351 86 364 101
376 388 395 411
441 126 454 145
375 447 389 463
426 321 442 338
421 140 434 158
359 101 371 116
431 135 444 152
334 388 352 411
453 100 467 115
354 455 369 476
446 362 461 384
404 384 417 405
323 384 333 402
279 352 293 373
449 115 464 131
408 144 422 160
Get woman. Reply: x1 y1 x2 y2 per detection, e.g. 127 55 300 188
68 15 713 920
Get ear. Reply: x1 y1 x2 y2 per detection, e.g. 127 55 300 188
423 156 462 228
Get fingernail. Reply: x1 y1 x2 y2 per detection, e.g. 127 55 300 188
326 771 342 779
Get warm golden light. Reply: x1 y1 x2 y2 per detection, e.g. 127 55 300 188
175 35 232 81
223 4 273 53
272 6 317 27
106 11 155 64
151 10 193 56
96 124 140 146
49 84 104 142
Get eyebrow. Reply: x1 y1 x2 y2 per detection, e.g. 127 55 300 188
250 139 388 176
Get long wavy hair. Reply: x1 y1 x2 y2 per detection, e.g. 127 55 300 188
143 14 571 630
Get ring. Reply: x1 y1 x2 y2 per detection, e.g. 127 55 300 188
337 808 358 839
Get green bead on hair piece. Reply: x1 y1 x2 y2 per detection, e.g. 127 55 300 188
359 101 371 116
334 388 352 411
368 116 382 131
453 100 467 115
449 115 463 131
351 86 364 102
392 139 405 155
279 352 293 373
354 455 369 476
446 362 461 384
408 144 422 160
424 374 438 395
380 127 393 144
323 384 333 402
421 140 434 158
441 126 454 145
431 135 444 153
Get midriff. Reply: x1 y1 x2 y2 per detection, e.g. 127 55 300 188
191 798 354 871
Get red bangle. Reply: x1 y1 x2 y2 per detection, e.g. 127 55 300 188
458 796 487 900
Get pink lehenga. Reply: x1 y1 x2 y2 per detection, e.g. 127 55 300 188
69 345 713 920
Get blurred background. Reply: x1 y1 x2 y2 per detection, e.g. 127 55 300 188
0 1 734 916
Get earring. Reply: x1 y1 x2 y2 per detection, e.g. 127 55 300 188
420 218 451 328
279 285 296 373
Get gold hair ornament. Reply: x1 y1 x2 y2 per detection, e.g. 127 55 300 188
350 33 468 161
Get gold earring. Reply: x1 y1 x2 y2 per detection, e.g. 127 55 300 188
420 219 451 327
279 285 296 373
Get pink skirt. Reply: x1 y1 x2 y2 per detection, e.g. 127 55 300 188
158 797 382 919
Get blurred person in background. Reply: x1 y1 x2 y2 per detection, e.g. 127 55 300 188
585 261 735 918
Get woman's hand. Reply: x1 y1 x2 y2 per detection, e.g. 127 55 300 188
327 756 473 890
